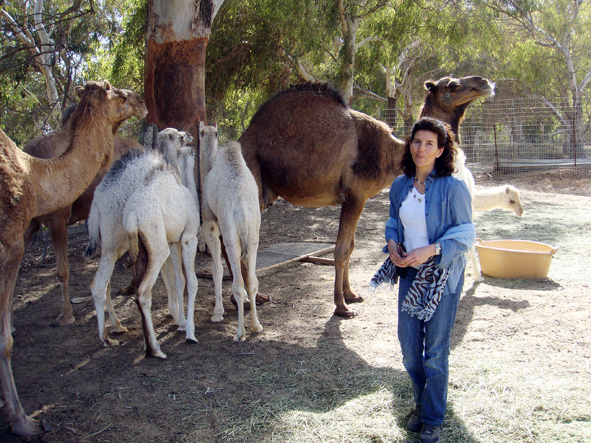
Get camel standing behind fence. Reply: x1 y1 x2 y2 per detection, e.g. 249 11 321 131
238 77 494 318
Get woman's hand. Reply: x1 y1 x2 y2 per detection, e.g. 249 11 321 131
397 244 437 268
388 239 407 267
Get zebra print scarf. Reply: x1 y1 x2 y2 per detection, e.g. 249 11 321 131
401 257 449 322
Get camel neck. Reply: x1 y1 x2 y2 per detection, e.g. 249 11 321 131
30 118 114 217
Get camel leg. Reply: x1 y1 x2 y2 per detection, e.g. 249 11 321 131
22 219 41 252
225 240 247 342
181 233 198 343
470 246 484 282
104 282 127 333
90 252 126 347
203 221 225 323
159 258 180 324
135 246 168 359
333 195 366 318
167 243 187 330
136 236 170 359
0 242 49 436
47 216 76 326
245 246 263 334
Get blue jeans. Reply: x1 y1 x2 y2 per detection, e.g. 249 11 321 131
397 267 464 426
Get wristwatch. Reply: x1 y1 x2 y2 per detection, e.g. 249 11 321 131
434 242 442 255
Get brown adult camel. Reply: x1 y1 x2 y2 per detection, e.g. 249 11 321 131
22 94 148 327
238 76 494 318
0 81 146 437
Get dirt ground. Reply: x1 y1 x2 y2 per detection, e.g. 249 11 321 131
2 169 591 442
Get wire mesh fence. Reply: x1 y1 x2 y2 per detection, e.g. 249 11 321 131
379 96 591 175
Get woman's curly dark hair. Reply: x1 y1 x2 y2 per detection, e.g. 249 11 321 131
400 117 457 178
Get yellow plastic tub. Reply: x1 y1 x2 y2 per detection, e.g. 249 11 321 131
474 239 559 279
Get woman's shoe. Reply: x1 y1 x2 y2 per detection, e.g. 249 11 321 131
419 424 441 443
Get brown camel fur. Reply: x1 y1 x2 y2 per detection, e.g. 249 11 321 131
238 76 494 318
22 95 148 327
0 81 145 437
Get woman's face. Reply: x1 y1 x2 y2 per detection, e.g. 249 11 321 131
410 129 444 171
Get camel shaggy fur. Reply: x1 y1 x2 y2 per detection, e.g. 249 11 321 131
86 129 194 349
22 94 148 327
123 160 200 358
202 140 263 341
238 76 494 318
0 81 140 437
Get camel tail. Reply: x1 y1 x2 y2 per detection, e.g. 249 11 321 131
85 206 101 258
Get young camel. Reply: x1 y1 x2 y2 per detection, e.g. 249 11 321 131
0 80 141 437
238 76 495 318
86 129 195 349
123 160 200 358
454 149 524 282
22 94 148 327
202 140 263 341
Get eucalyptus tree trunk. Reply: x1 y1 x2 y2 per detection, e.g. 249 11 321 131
145 0 224 137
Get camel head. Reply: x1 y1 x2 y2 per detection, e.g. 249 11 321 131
420 75 495 143
424 76 495 110
71 81 148 130
504 185 524 217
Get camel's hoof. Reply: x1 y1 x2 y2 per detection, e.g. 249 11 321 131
334 307 357 319
186 336 198 344
104 338 120 347
211 315 224 323
252 325 264 333
146 349 167 359
51 314 75 327
10 416 50 437
233 335 246 342
475 276 485 283
112 325 129 334
345 295 364 304
117 283 136 296
255 293 270 304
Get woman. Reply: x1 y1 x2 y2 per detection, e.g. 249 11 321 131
385 117 475 443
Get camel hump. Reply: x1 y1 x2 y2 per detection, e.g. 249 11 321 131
248 82 347 125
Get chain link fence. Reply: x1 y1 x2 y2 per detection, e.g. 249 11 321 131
380 97 591 175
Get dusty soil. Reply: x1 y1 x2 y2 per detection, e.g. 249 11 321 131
2 169 591 442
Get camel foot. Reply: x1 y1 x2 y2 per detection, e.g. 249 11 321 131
117 280 136 296
334 306 358 319
185 336 198 344
255 293 270 304
51 313 75 327
230 293 269 309
146 348 167 359
10 416 50 437
344 294 364 304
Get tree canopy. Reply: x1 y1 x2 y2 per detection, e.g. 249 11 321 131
1 0 590 144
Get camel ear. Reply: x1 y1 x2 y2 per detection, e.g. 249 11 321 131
199 121 205 130
425 80 437 92
103 80 112 91
505 186 511 194
214 122 218 129
75 86 84 97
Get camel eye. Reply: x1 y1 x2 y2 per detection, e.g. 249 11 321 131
510 200 516 204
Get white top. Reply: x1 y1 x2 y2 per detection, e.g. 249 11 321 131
400 186 429 260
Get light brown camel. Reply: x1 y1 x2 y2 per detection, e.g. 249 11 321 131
22 94 148 327
0 80 145 437
238 76 494 318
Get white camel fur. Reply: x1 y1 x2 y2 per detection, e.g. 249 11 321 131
86 129 195 350
123 158 200 358
155 131 199 322
201 134 263 341
454 149 524 282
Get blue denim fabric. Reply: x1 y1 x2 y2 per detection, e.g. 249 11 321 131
384 172 474 296
398 267 464 426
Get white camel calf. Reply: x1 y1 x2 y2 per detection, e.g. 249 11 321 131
201 140 263 341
